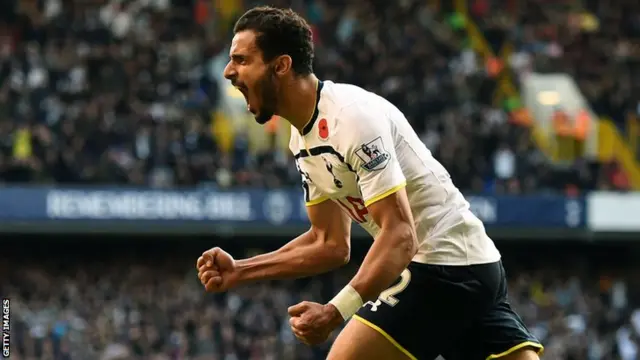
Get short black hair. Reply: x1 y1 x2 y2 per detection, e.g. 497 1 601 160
234 6 314 75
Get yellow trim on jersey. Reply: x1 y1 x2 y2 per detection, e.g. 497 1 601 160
352 315 417 360
305 196 330 207
364 182 407 207
485 341 544 360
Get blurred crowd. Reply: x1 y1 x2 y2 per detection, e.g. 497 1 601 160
467 0 640 158
0 0 632 192
2 2 640 360
469 0 640 126
3 240 640 360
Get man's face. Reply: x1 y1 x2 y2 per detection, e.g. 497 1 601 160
223 30 278 125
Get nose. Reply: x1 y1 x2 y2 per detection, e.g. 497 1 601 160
223 61 236 81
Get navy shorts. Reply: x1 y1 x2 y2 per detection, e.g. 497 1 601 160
353 261 543 360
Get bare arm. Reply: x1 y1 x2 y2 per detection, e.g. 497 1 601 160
234 200 352 286
325 102 418 306
346 188 418 303
287 188 418 331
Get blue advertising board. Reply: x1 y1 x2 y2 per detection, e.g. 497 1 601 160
0 188 585 234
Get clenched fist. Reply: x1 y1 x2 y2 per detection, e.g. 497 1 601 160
197 247 239 293
288 301 343 346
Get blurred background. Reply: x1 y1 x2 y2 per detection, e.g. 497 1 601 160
0 0 639 359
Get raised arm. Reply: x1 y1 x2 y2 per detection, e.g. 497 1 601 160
336 189 417 307
288 102 419 345
327 102 419 319
198 198 352 292
233 200 352 284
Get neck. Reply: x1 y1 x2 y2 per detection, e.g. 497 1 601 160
277 74 319 133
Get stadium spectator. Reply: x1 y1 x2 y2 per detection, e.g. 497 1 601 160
0 1 638 359
3 240 640 360
0 0 624 193
468 0 640 158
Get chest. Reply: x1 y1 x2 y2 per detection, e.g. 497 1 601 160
295 153 359 198
296 152 375 226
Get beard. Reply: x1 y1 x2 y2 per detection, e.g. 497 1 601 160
254 67 278 125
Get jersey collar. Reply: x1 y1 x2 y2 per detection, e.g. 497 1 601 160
301 80 324 136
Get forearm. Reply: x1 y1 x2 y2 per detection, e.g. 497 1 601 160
234 229 349 285
348 224 417 303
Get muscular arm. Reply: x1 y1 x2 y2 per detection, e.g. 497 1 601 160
324 101 418 306
234 200 352 285
346 188 418 303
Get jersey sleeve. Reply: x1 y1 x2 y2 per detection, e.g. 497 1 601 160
338 103 406 207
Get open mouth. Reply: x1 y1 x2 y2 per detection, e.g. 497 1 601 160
234 85 253 112
234 85 248 99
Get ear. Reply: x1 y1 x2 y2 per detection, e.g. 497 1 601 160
272 55 293 76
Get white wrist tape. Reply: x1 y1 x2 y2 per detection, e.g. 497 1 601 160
329 285 363 321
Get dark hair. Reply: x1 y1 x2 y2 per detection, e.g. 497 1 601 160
234 6 314 75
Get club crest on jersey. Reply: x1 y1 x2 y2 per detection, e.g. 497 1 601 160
318 118 329 141
355 137 391 172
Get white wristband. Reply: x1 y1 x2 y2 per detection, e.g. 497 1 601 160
329 285 364 321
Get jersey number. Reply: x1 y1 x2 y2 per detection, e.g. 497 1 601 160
336 196 368 223
366 269 412 312
378 269 411 306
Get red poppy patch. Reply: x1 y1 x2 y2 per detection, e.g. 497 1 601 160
318 118 329 140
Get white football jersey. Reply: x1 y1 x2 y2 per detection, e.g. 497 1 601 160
290 81 501 266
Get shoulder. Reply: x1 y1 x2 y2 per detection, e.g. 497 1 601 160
320 81 378 115
333 96 392 144
311 81 394 149
327 83 392 127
